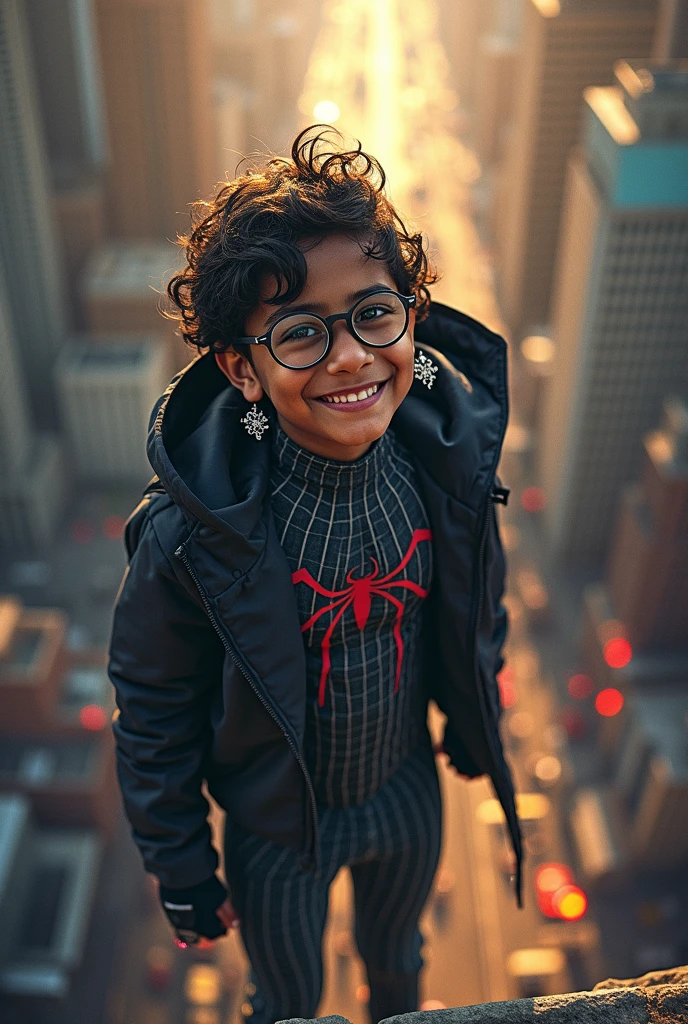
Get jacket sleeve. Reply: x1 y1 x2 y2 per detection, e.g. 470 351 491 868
479 477 509 725
441 475 509 776
108 508 225 889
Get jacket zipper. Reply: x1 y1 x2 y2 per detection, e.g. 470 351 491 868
474 483 523 907
174 543 320 871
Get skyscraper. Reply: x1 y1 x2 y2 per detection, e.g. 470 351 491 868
79 240 188 371
94 0 216 240
0 279 34 481
0 0 68 428
539 60 688 565
474 0 524 165
494 0 658 341
24 0 109 327
24 0 108 180
0 795 102 998
571 399 688 884
0 273 66 551
56 340 170 482
605 396 688 651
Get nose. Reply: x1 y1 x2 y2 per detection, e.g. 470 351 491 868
324 318 374 374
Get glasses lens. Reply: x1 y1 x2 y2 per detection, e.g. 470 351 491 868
352 292 407 347
271 314 329 367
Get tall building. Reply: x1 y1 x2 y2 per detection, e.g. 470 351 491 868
474 0 525 164
24 0 108 180
79 240 188 370
0 594 118 832
605 396 688 652
0 795 102 998
0 0 68 428
0 590 116 997
569 401 688 888
0 274 67 551
56 340 170 482
94 0 216 240
494 0 658 341
538 59 688 565
52 173 107 330
24 0 109 327
0 598 67 734
0 282 34 481
578 397 688 695
570 687 688 884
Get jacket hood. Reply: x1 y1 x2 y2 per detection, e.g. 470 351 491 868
146 301 509 543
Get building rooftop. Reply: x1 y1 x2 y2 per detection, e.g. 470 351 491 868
582 64 688 205
0 737 100 782
80 241 184 299
71 346 146 370
616 59 688 99
584 87 640 146
57 339 165 379
615 59 688 140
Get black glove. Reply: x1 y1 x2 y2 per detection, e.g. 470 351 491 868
159 874 229 942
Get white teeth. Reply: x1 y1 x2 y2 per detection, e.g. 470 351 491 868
322 383 380 403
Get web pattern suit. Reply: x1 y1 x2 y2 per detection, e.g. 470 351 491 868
222 424 442 1024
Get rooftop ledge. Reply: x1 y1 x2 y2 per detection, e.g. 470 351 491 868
279 966 688 1024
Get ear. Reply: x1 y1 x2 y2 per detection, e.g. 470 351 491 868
215 349 265 402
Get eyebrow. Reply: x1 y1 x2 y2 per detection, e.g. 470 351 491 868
262 283 393 328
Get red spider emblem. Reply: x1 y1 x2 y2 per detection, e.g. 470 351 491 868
292 528 433 706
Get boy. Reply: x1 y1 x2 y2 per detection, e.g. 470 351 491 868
108 127 521 1024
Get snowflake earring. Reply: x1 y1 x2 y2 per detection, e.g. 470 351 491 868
240 403 269 440
414 350 438 389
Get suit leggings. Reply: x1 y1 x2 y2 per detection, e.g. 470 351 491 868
223 742 443 1024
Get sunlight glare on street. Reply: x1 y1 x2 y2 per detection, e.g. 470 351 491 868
299 0 504 332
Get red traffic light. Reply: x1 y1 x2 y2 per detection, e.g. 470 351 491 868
534 862 573 918
595 688 624 717
552 884 588 921
534 863 588 921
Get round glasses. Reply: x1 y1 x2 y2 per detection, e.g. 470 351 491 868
236 288 416 369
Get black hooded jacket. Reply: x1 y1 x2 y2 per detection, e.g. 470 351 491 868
108 301 523 906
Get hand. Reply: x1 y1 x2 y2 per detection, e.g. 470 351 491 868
173 898 240 950
216 897 240 932
161 875 239 949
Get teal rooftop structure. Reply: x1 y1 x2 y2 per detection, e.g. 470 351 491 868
584 59 688 207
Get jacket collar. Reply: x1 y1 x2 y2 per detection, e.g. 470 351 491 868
146 300 509 541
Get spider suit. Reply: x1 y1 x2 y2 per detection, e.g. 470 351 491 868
108 301 522 1022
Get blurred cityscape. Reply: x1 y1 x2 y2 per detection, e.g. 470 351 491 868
0 0 687 1021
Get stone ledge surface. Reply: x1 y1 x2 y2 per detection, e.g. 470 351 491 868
278 966 688 1024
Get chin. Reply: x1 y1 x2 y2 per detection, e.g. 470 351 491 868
329 422 387 448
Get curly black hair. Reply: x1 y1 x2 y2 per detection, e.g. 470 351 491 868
166 125 438 354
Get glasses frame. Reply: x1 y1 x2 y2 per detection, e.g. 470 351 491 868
236 288 417 370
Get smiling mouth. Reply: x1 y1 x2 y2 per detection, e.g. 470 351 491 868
316 380 388 405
